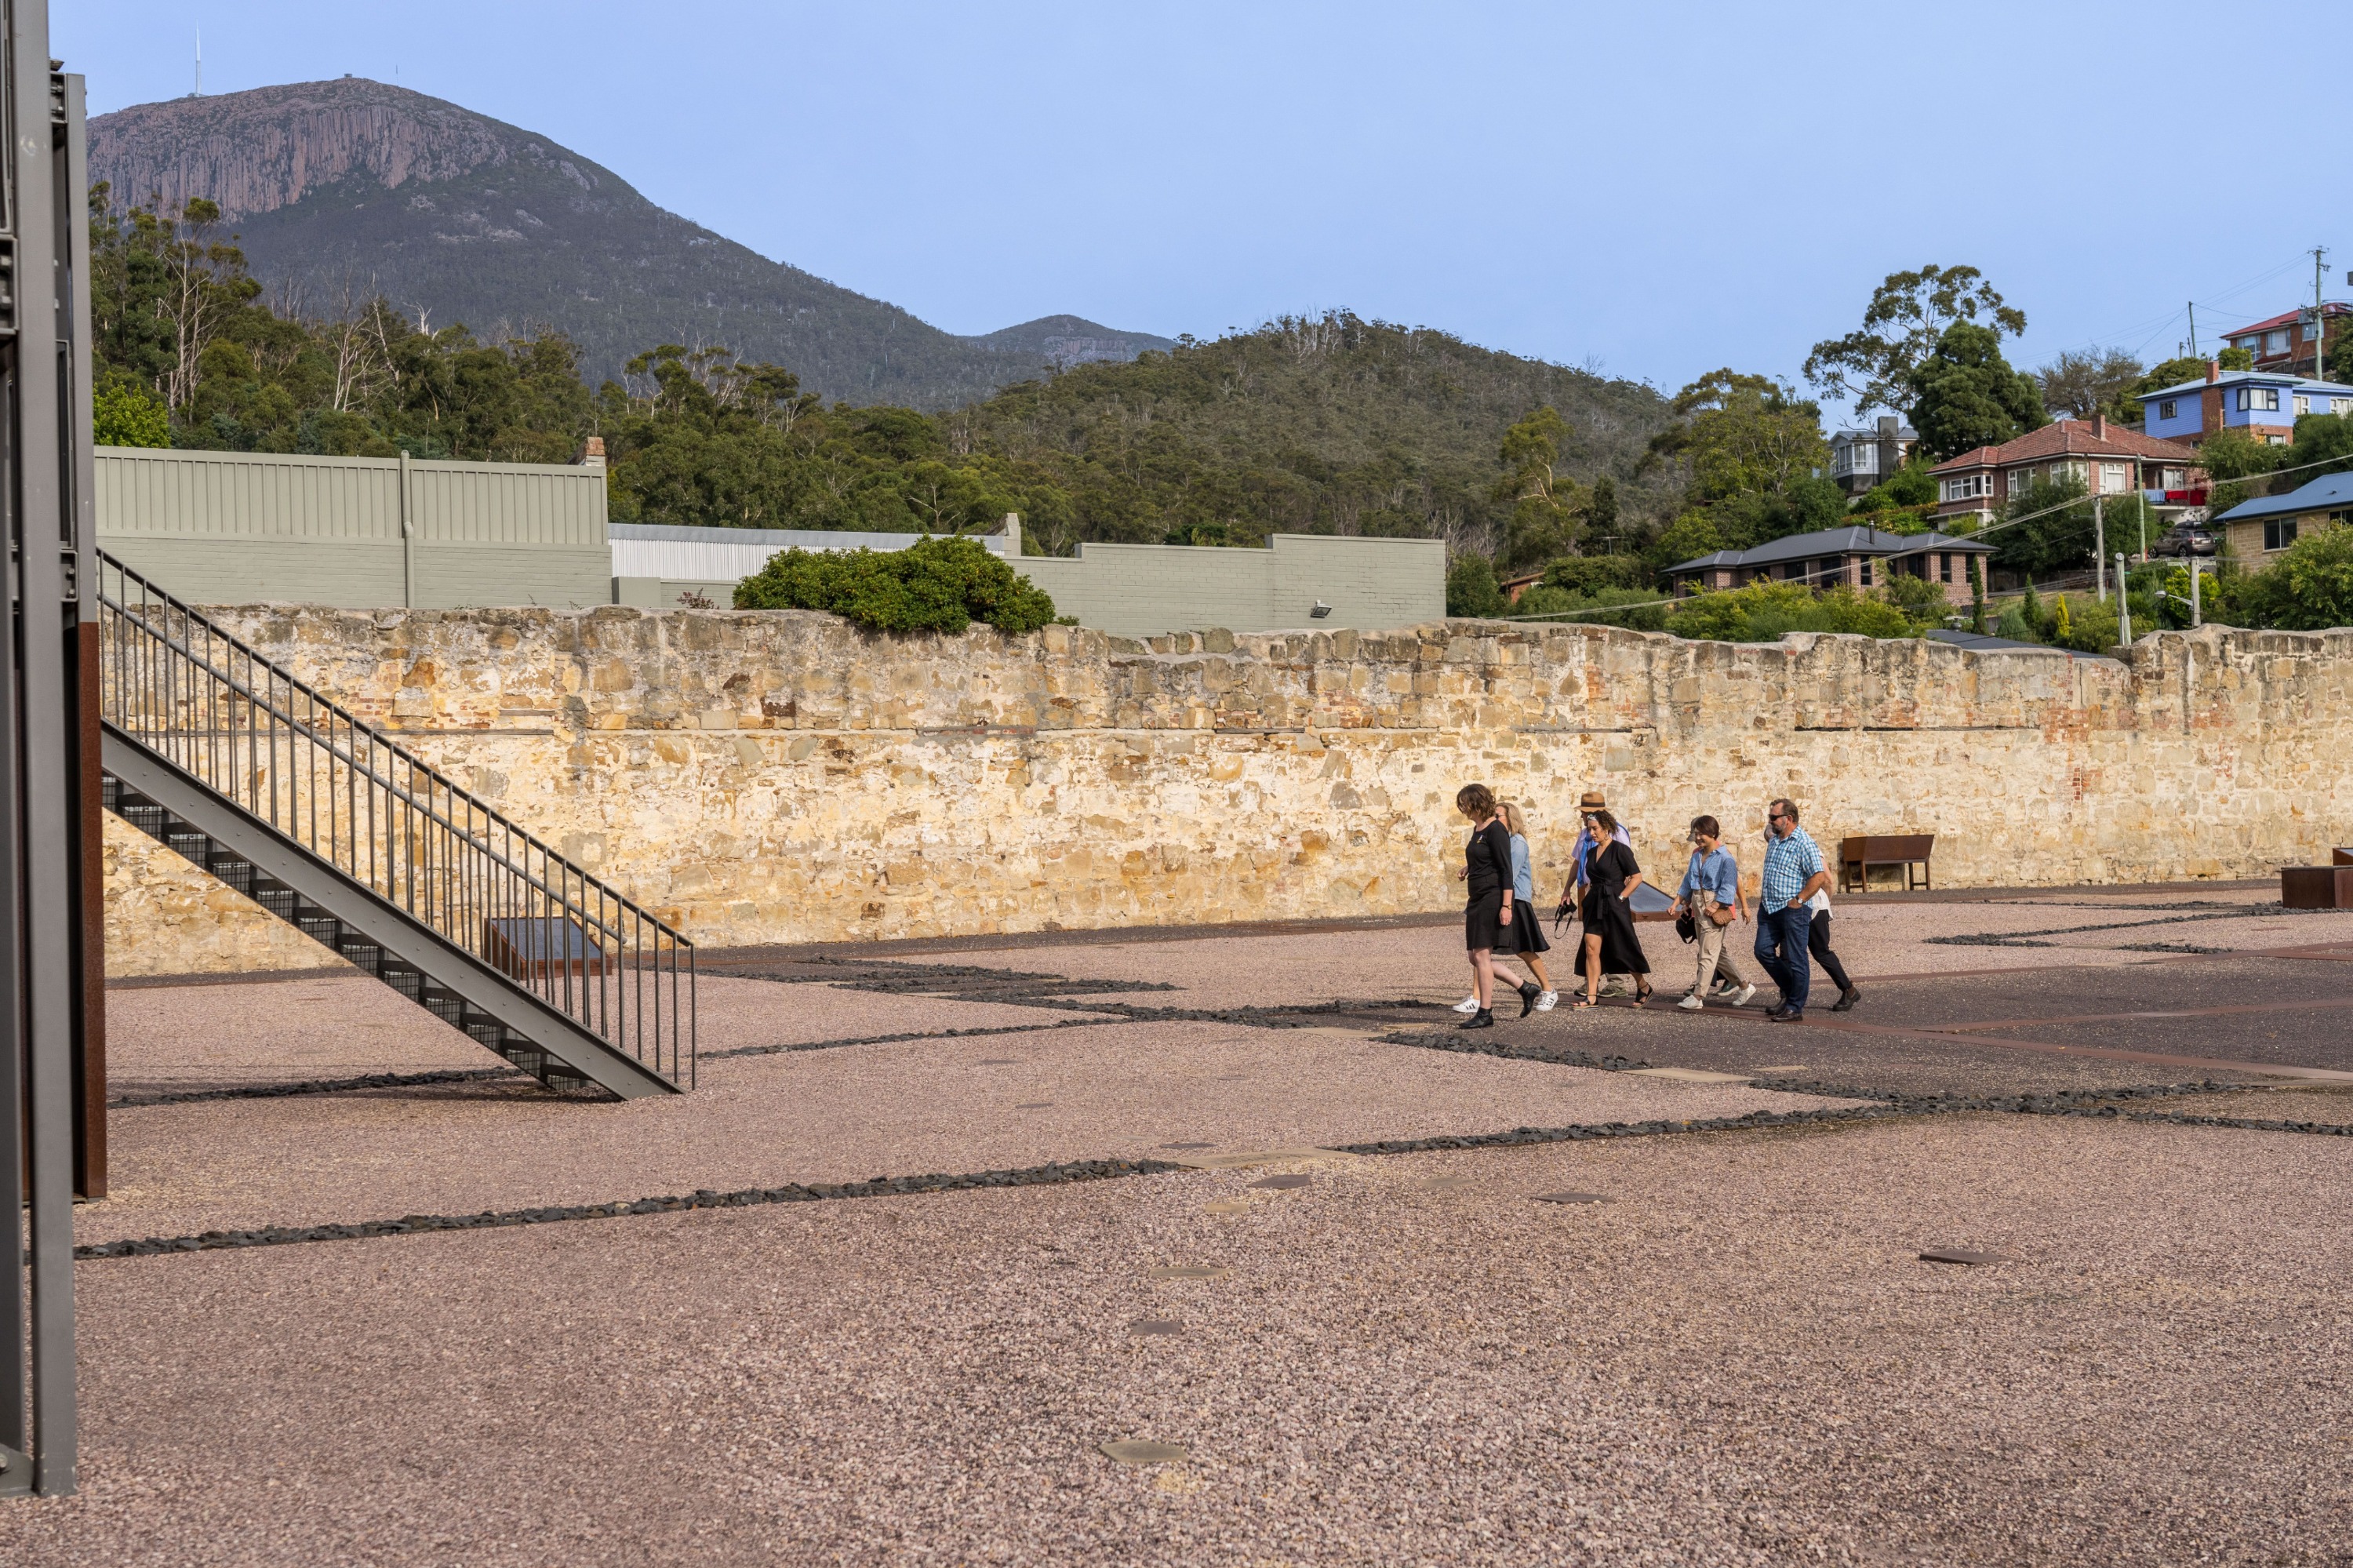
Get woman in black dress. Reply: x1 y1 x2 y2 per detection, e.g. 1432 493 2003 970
1572 807 1653 1008
1453 782 1517 1030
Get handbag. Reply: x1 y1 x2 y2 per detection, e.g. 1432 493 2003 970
1674 910 1697 944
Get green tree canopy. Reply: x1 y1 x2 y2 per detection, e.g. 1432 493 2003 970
1803 264 2028 417
1643 369 1828 504
1445 554 1507 617
1907 322 2048 460
1492 405 1591 571
1991 474 2098 578
2035 347 2144 421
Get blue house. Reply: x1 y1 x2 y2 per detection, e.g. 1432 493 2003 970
2140 363 2353 446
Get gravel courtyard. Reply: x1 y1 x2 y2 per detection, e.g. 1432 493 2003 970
7 882 2351 1566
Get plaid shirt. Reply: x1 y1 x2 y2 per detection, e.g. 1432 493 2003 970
1759 825 1824 910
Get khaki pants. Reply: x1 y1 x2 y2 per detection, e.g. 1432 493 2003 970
1693 911 1751 995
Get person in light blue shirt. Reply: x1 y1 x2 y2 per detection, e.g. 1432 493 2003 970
1755 797 1830 1020
1671 815 1754 1010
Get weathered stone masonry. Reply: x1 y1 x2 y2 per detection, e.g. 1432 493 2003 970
103 608 2353 976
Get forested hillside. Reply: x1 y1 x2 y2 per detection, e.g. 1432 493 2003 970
955 315 1678 554
90 187 1678 563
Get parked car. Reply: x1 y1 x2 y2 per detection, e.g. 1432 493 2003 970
2150 523 2216 558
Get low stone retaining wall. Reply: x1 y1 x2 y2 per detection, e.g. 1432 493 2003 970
102 608 2353 976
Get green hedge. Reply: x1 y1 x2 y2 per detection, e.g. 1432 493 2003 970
733 536 1059 634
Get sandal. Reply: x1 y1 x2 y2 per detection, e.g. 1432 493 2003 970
1634 983 1654 1006
1569 994 1600 1009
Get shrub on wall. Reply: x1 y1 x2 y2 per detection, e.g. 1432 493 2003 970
1664 580 1918 643
733 537 1059 635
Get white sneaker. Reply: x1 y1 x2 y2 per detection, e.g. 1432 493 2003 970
1676 992 1705 1011
1730 983 1757 1006
1453 995 1481 1013
1535 991 1558 1012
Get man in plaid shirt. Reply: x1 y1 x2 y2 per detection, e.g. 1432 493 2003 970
1755 797 1831 1021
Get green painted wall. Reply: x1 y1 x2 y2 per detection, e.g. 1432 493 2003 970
94 446 613 609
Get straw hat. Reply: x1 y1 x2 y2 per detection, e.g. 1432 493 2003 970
1577 790 1607 809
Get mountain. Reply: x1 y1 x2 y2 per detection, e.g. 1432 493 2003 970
87 78 1173 408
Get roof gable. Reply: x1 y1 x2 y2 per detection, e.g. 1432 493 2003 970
1668 525 1991 574
1931 419 2203 471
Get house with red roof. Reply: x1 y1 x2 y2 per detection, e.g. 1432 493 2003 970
2223 302 2351 376
1926 417 2204 533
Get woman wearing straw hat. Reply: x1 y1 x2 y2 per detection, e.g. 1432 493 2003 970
1570 806 1653 1007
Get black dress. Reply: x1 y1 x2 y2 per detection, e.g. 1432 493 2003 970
1462 818 1515 951
1577 839 1650 980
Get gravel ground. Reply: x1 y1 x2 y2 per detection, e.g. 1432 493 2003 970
2115 1082 2353 1126
100 972 1098 1099
907 897 2353 1011
82 1015 1857 1247
8 1114 2350 1566
103 973 492 1094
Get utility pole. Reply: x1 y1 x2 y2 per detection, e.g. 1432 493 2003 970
2187 302 2198 358
2094 497 2106 602
2190 558 2203 628
2313 247 2332 383
2116 555 2131 646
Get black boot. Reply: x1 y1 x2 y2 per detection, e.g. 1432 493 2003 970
1460 1008 1495 1030
1518 980 1541 1017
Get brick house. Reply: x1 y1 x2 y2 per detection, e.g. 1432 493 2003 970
2213 471 2353 563
1666 525 1992 608
1927 417 2205 532
2222 302 2351 376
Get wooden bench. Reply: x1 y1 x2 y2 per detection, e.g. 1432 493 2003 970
1838 834 1934 893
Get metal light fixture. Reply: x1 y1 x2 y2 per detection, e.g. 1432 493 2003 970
1309 600 1333 618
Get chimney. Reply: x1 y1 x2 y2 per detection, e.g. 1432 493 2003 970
2205 360 2220 384
574 435 606 470
2092 413 2106 439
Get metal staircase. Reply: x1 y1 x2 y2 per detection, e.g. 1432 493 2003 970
96 551 693 1097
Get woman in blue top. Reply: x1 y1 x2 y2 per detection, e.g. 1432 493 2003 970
1500 802 1555 1013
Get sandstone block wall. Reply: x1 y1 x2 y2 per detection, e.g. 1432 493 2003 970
102 608 2353 977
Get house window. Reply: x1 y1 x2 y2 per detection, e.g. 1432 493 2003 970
2264 520 2299 551
2238 387 2281 412
2162 467 2185 488
1858 558 1873 587
1940 474 1991 502
1937 552 1954 584
2296 395 2311 416
2266 330 2291 355
2100 462 2129 493
2157 398 2179 421
2009 467 2035 496
2268 434 2288 446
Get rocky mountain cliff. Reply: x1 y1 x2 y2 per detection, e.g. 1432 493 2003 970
89 79 1172 407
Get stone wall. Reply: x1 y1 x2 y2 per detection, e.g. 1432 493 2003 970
102 607 2353 976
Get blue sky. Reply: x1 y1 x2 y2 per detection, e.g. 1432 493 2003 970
66 1 2350 422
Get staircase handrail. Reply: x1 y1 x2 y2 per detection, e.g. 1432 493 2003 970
101 595 635 941
94 551 686 948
